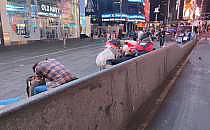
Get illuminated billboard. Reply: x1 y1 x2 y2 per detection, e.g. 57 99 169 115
183 0 195 19
101 13 145 22
128 0 144 3
144 0 150 21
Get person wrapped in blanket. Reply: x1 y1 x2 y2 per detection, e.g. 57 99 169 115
96 40 123 70
27 59 78 97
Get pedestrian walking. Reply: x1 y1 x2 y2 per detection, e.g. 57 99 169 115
118 29 122 40
159 29 165 47
107 33 111 41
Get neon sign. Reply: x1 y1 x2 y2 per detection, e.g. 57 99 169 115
128 0 144 3
128 15 145 19
6 4 26 12
102 13 145 21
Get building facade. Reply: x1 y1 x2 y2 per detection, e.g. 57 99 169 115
150 0 180 23
0 0 80 46
88 0 146 34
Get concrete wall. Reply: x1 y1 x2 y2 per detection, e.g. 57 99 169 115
0 39 196 130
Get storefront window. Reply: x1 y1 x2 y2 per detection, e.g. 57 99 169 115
6 1 30 37
38 0 80 39
5 0 80 41
60 0 80 38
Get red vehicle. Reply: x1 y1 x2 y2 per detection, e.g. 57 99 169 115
125 40 138 53
137 41 155 52
125 39 155 54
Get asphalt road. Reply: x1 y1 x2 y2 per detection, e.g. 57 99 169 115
147 38 210 130
0 38 173 100
0 39 105 99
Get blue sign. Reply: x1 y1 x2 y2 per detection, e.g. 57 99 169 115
102 13 128 18
102 13 145 20
31 5 38 17
128 0 144 3
128 15 145 19
6 4 26 13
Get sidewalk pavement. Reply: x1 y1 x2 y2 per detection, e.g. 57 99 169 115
147 38 210 130
0 38 105 64
0 38 104 53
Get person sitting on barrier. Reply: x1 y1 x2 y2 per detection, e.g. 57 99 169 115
105 41 137 66
96 41 122 70
33 59 78 88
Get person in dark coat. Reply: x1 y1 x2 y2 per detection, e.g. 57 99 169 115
159 29 165 47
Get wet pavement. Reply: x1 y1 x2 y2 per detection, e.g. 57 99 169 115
147 38 210 130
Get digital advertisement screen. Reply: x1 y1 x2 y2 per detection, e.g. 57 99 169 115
128 0 144 3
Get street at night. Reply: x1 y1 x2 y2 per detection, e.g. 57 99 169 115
0 40 104 99
0 38 171 99
0 0 210 130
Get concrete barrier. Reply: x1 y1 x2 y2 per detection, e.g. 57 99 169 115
0 39 196 130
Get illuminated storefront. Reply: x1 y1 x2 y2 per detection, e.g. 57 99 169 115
0 0 80 46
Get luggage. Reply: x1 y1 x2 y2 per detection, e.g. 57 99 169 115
26 76 47 97
0 97 21 105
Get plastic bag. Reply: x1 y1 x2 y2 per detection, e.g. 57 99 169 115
96 48 115 68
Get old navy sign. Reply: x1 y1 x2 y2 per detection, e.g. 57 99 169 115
38 4 61 17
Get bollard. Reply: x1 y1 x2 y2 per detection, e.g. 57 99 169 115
63 38 66 48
